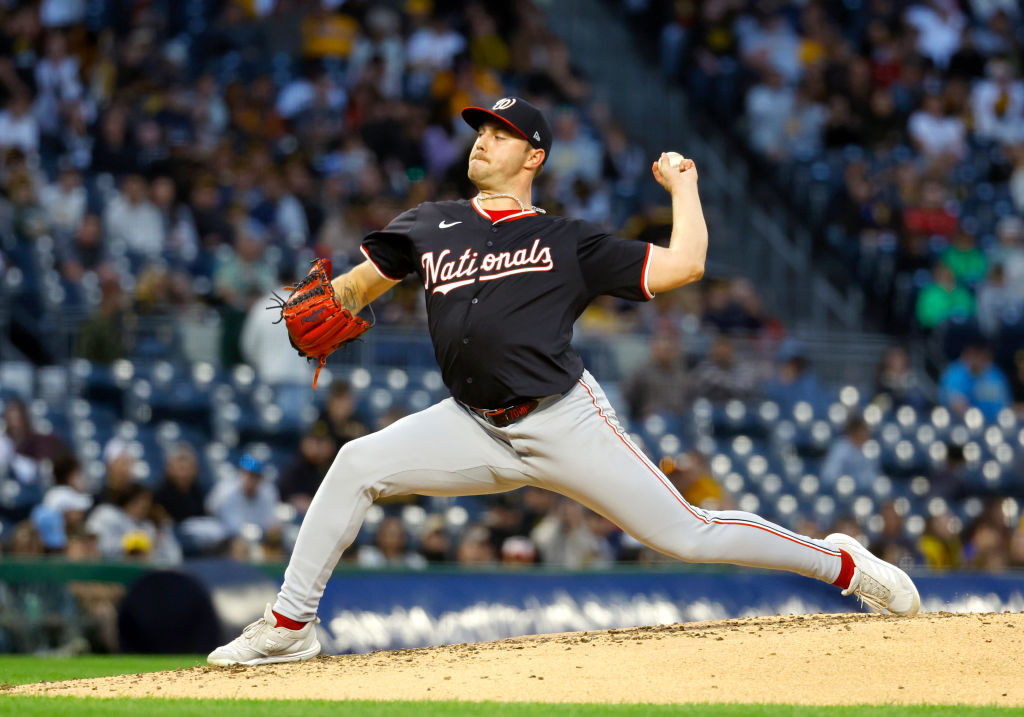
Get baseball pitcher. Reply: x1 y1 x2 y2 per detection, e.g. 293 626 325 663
208 97 919 666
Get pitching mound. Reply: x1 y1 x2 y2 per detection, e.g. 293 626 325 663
9 612 1024 706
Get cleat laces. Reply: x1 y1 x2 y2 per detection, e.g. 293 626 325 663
241 616 271 640
842 568 892 612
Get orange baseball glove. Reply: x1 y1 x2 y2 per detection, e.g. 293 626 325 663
272 258 370 388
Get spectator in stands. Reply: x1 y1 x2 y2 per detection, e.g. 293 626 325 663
970 58 1024 146
218 221 278 366
964 500 1012 571
821 417 879 491
418 515 451 563
103 173 164 259
76 264 130 363
7 520 45 556
702 279 771 335
745 67 794 159
85 483 182 564
908 90 967 159
0 93 39 156
500 535 538 566
869 501 920 570
319 380 368 448
942 230 988 287
206 454 279 539
915 262 975 330
258 171 308 247
547 109 603 189
2 397 67 463
357 516 427 569
904 1 966 69
663 451 729 510
153 443 206 524
39 164 85 237
347 7 404 99
60 213 104 277
455 523 496 565
622 329 690 423
939 342 1012 419
531 499 614 569
151 175 199 265
214 220 276 311
903 178 958 247
689 335 759 404
2 173 47 242
30 503 69 554
928 443 970 500
240 284 313 420
405 13 466 89
738 10 800 82
99 438 137 505
279 421 337 515
764 338 828 415
977 265 1022 337
41 453 92 535
990 215 1024 299
918 510 964 569
872 346 931 410
479 494 527 556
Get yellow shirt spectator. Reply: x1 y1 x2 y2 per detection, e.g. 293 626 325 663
303 13 359 58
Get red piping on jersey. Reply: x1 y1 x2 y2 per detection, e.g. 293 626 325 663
576 377 841 558
360 245 404 282
482 207 522 222
471 196 537 224
641 243 655 300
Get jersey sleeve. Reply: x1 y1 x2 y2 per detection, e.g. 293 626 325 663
360 207 419 281
576 222 655 301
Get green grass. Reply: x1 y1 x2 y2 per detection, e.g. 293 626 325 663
1 656 1022 715
0 698 1022 716
0 655 203 686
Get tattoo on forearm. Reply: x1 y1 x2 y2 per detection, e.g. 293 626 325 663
338 282 361 312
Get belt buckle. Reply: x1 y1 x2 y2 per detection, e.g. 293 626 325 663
475 399 538 427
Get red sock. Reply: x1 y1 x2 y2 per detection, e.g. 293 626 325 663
272 610 307 630
831 549 856 590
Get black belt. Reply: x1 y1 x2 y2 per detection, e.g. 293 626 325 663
469 399 540 428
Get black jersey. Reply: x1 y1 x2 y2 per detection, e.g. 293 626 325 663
361 197 654 408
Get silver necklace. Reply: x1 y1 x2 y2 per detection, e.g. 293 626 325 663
475 191 546 214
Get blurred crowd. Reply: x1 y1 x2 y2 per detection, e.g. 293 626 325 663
1 0 1023 575
0 0 684 370
3 334 1024 573
624 0 1024 407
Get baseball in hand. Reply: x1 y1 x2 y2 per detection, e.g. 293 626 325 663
661 152 686 171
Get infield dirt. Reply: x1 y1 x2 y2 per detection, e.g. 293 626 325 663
8 612 1024 706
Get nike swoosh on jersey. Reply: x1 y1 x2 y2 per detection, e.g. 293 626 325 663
438 220 462 229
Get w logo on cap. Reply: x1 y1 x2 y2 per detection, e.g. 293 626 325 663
492 98 516 110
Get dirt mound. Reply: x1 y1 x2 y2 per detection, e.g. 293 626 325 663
9 612 1024 705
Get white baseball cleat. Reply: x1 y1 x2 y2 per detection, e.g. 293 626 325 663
207 604 321 666
827 533 920 616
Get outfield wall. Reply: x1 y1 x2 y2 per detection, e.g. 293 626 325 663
1 559 1022 654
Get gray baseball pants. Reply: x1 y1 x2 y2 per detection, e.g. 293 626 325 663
274 370 843 621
